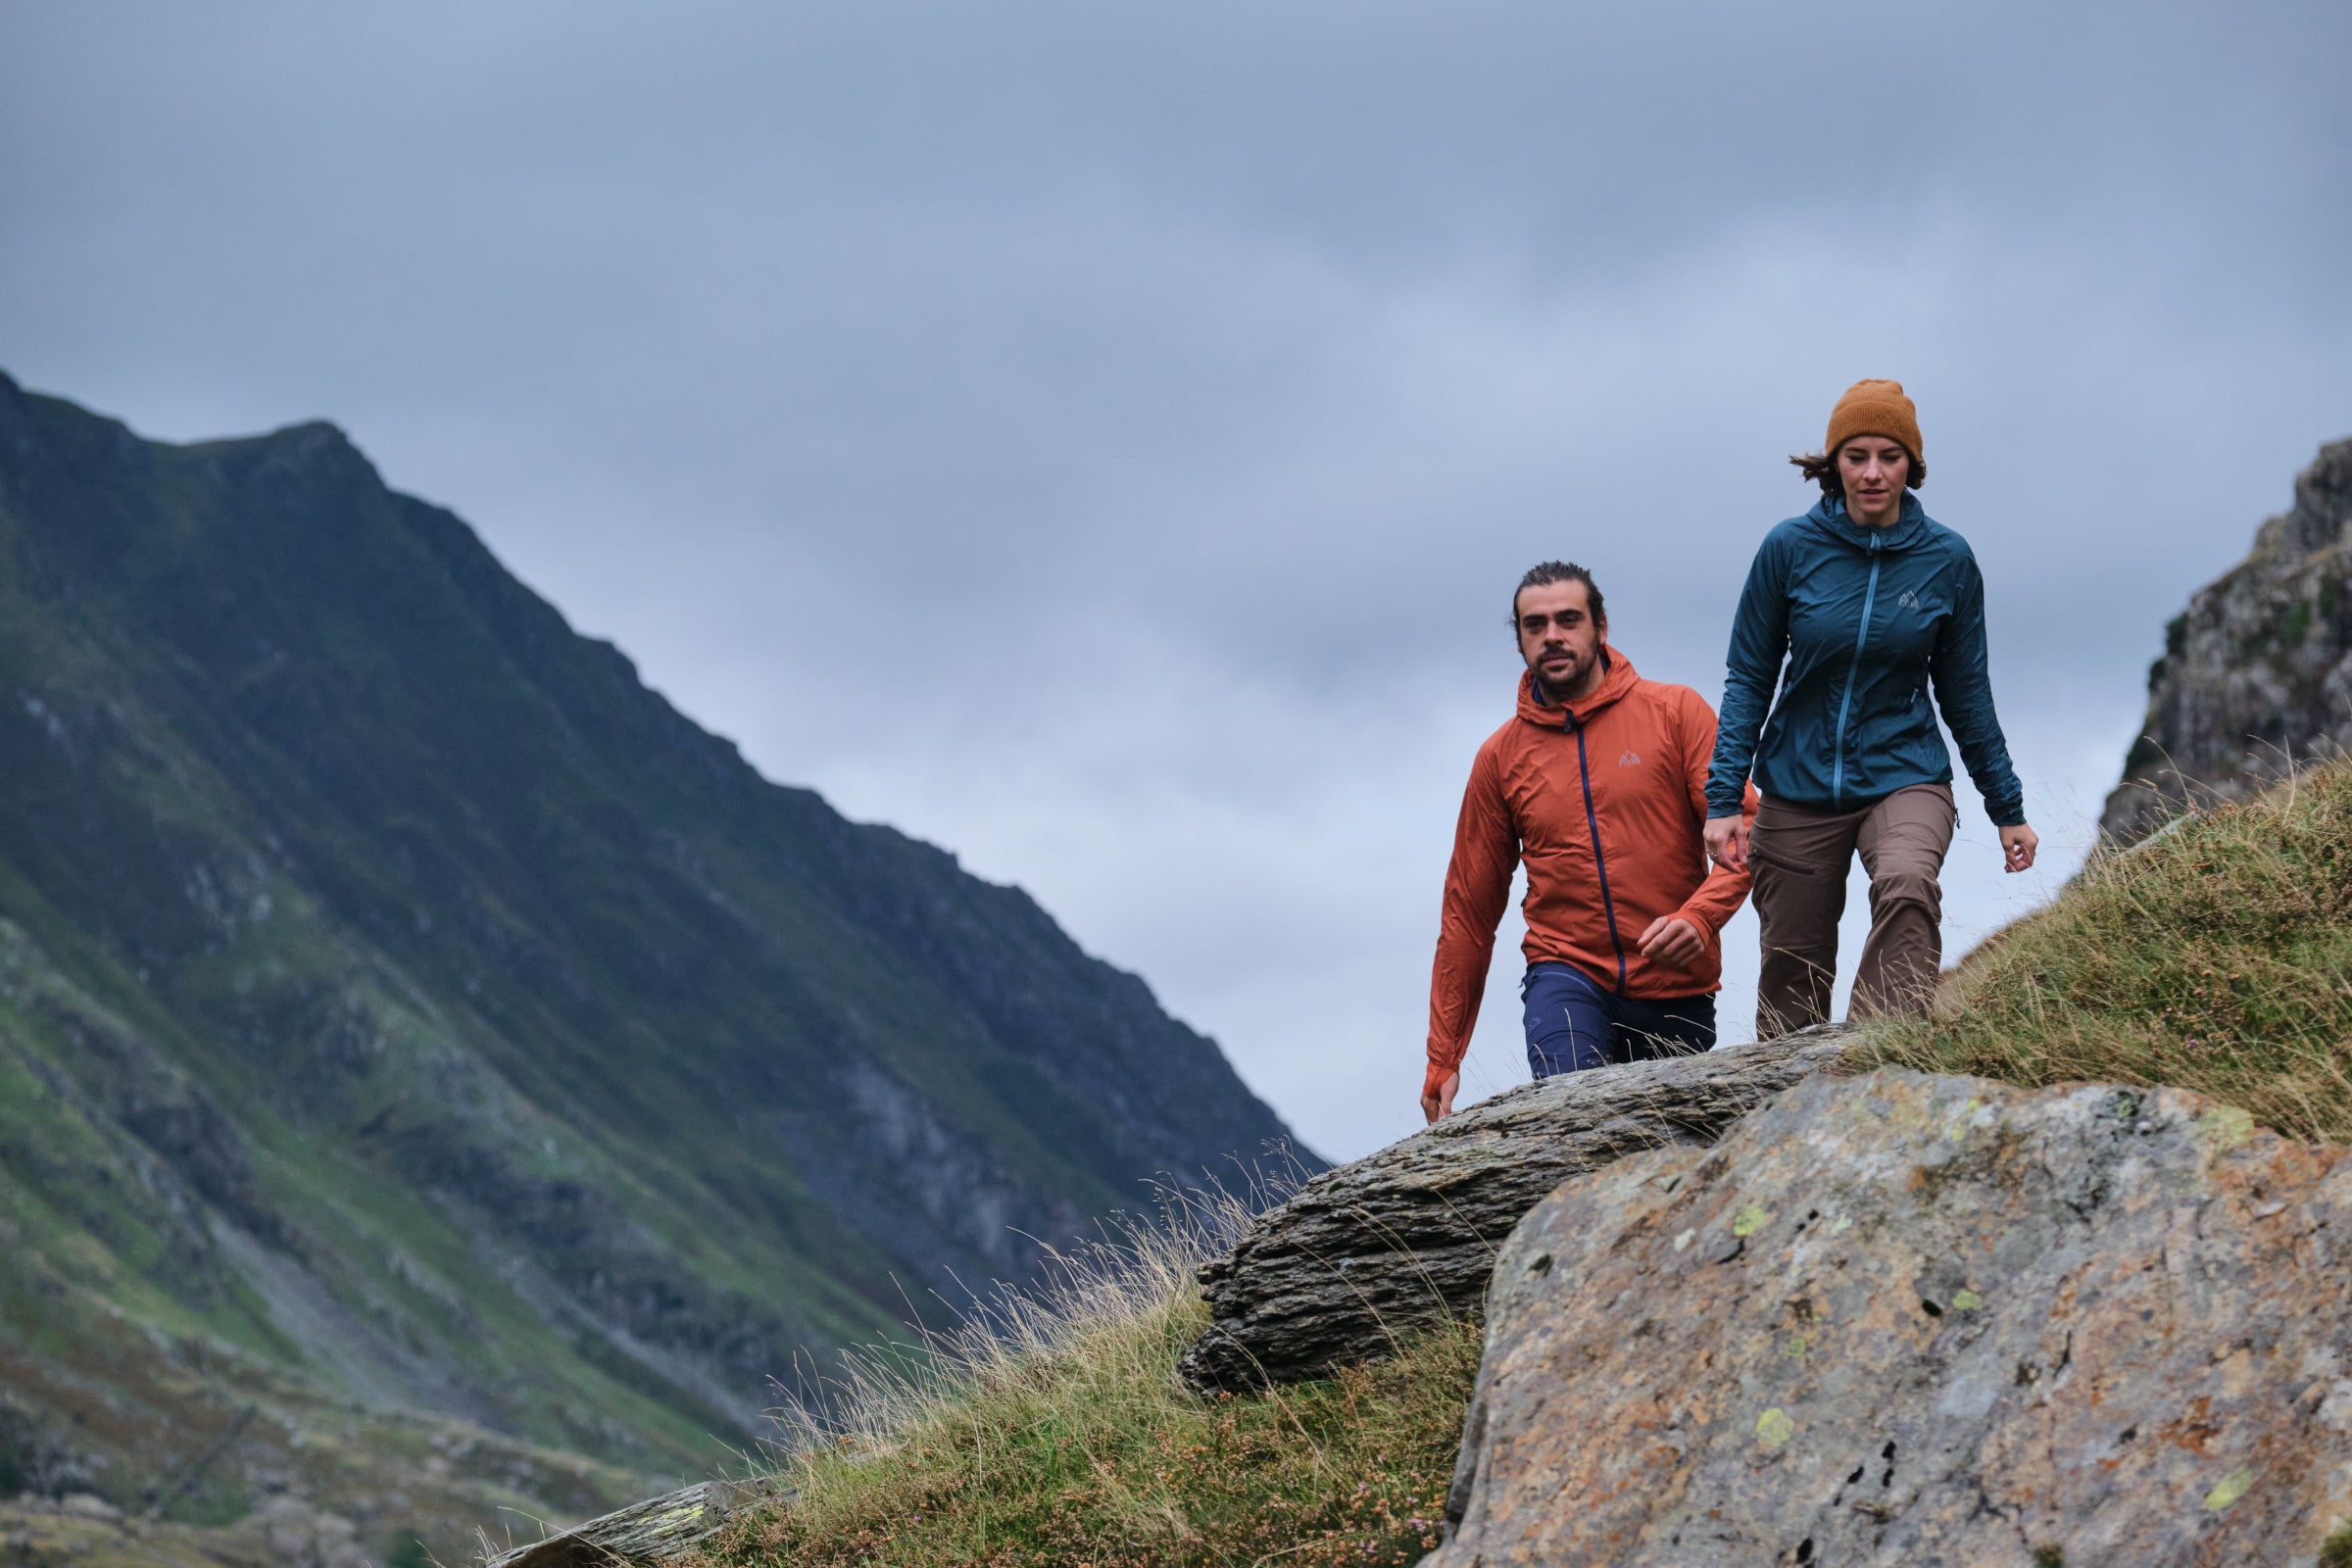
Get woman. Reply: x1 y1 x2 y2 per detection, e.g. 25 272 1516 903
1701 379 2037 1035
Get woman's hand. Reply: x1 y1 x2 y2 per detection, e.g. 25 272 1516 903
1703 813 1749 872
1999 822 2039 873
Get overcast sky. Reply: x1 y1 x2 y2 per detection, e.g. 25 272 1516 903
4 1 2348 1162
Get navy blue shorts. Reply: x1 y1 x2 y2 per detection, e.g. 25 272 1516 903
1520 961 1717 1078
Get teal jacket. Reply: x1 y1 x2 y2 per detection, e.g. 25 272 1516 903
1705 495 2025 826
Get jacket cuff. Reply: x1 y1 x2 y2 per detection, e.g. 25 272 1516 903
1986 796 2027 828
1671 900 1725 942
1423 1058 1460 1100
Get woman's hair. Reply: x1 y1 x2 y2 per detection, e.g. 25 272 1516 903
1789 442 1926 500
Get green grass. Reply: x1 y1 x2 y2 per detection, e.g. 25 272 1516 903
684 1200 1481 1568
1847 759 2352 1145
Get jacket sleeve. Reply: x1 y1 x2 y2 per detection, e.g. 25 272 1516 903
1928 548 2027 827
1707 534 1789 816
1426 738 1518 1098
1672 690 1757 940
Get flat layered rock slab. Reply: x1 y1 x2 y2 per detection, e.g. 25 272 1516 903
1434 1068 2352 1567
1178 1035 1846 1390
481 1477 782 1567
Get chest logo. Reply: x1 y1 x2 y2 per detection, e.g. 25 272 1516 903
1618 750 1642 767
1897 588 1921 610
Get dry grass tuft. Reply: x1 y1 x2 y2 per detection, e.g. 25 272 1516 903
680 1188 1481 1568
1847 759 2352 1144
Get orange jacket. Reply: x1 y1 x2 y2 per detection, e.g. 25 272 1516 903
1425 647 1757 1097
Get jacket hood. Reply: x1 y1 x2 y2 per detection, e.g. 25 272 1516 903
1517 644 1639 727
1803 492 1933 553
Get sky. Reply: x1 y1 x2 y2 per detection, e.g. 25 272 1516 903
4 1 2348 1163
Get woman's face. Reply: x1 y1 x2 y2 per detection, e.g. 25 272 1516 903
1838 437 1912 525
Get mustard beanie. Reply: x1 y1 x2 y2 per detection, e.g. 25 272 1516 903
1825 378 1923 467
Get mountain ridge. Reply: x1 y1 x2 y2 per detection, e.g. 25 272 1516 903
0 370 1305 1560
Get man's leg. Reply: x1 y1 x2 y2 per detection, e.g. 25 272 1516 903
1521 962 1617 1077
1850 782 1957 1020
1747 795 1865 1037
1610 991 1717 1062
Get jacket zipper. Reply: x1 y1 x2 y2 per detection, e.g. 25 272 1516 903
1831 531 1884 809
1568 713 1629 993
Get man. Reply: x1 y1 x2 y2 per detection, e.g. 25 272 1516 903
1422 562 1759 1122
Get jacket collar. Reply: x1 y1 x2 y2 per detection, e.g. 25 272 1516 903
1807 491 1930 551
1517 644 1639 728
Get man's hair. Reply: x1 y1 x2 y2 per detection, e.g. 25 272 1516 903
1510 561 1605 627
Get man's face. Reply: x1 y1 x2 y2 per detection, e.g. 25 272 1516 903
1514 579 1605 697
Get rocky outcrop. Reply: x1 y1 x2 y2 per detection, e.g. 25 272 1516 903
1435 1067 2352 1566
1176 1036 1847 1390
2103 436 2352 845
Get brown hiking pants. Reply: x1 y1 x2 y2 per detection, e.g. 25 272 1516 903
1749 782 1956 1037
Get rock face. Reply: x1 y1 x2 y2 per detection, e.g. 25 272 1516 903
1435 1067 2352 1567
1176 1036 1846 1390
2103 436 2352 845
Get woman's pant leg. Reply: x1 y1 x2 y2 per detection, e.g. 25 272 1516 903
1749 795 1864 1038
1850 783 1957 1020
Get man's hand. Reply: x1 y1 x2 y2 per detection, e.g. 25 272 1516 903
1702 812 1748 872
1638 915 1706 969
1420 1069 1459 1124
1999 822 2039 873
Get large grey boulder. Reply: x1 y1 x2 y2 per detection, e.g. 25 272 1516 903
1176 1036 1846 1390
1435 1068 2352 1567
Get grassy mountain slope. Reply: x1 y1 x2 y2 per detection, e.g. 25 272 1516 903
685 763 2352 1568
0 372 1305 1557
687 1210 1483 1568
1851 760 2352 1144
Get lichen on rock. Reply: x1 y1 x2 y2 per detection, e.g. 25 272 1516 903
1432 1067 2352 1566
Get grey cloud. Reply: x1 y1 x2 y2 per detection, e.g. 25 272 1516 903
2 0 2346 1157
